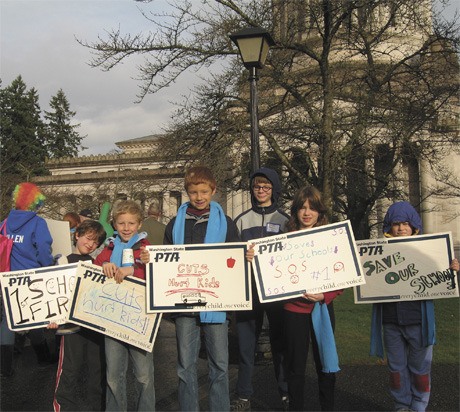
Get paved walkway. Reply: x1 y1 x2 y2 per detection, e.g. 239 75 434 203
1 320 458 411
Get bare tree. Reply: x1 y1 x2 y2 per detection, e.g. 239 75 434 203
79 0 460 238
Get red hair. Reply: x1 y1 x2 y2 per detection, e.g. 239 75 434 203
184 166 216 191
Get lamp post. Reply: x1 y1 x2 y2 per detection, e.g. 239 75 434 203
230 27 275 174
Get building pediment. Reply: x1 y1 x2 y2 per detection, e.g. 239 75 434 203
115 134 164 153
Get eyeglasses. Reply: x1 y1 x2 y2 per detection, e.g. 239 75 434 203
253 185 272 192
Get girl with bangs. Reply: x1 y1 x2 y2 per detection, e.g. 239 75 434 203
284 185 342 411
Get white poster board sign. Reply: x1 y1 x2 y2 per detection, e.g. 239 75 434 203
145 243 251 313
69 262 161 352
252 221 365 303
354 232 458 304
0 264 77 330
45 218 72 258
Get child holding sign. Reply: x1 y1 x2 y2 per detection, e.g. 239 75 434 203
1 182 55 377
370 201 459 412
94 200 154 411
283 185 342 411
52 219 107 412
232 167 290 411
163 166 240 411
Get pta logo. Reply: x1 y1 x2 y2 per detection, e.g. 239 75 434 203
154 252 180 262
358 245 384 256
83 270 106 283
258 242 283 255
8 276 31 287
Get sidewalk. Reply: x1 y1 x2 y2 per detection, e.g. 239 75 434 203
1 319 458 411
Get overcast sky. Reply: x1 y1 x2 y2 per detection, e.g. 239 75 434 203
1 0 458 156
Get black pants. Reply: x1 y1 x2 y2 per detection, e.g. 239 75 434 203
284 305 336 411
53 328 106 411
235 298 288 398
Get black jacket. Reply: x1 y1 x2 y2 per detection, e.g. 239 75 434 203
164 210 240 245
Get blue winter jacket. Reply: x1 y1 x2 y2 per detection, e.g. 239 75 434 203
370 201 435 358
4 210 54 270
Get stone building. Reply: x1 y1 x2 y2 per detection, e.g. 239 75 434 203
33 134 252 224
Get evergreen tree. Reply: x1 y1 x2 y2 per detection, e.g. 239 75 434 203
0 75 47 216
44 89 85 158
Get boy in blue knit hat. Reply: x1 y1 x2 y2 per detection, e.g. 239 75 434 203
163 166 240 411
370 201 459 412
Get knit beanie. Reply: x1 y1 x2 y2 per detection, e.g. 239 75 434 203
13 182 46 211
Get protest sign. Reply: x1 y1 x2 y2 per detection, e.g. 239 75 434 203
45 218 72 258
354 232 458 303
251 221 365 303
0 263 77 331
146 243 251 313
69 261 161 352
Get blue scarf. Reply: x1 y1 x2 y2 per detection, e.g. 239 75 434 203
173 201 227 323
311 302 340 373
110 233 141 266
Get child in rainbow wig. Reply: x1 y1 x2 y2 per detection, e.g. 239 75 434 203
370 201 459 412
1 182 55 377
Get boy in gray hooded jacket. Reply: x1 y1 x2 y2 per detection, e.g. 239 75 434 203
232 168 290 411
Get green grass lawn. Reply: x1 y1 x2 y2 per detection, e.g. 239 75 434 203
334 288 460 365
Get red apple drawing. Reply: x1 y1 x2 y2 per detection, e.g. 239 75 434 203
227 257 236 268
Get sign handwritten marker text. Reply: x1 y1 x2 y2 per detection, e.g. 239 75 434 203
251 221 365 303
354 232 458 303
0 264 78 330
69 262 161 352
146 243 251 313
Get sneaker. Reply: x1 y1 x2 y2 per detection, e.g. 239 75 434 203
254 351 272 365
56 323 81 335
281 395 289 411
230 397 251 411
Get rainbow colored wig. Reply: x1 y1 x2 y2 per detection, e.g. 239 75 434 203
13 182 46 211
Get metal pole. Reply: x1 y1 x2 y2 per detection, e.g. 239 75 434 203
249 66 260 174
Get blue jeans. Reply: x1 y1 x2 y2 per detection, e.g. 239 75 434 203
105 336 155 411
175 316 230 411
383 323 432 412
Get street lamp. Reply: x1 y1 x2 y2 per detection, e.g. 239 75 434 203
230 27 275 174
